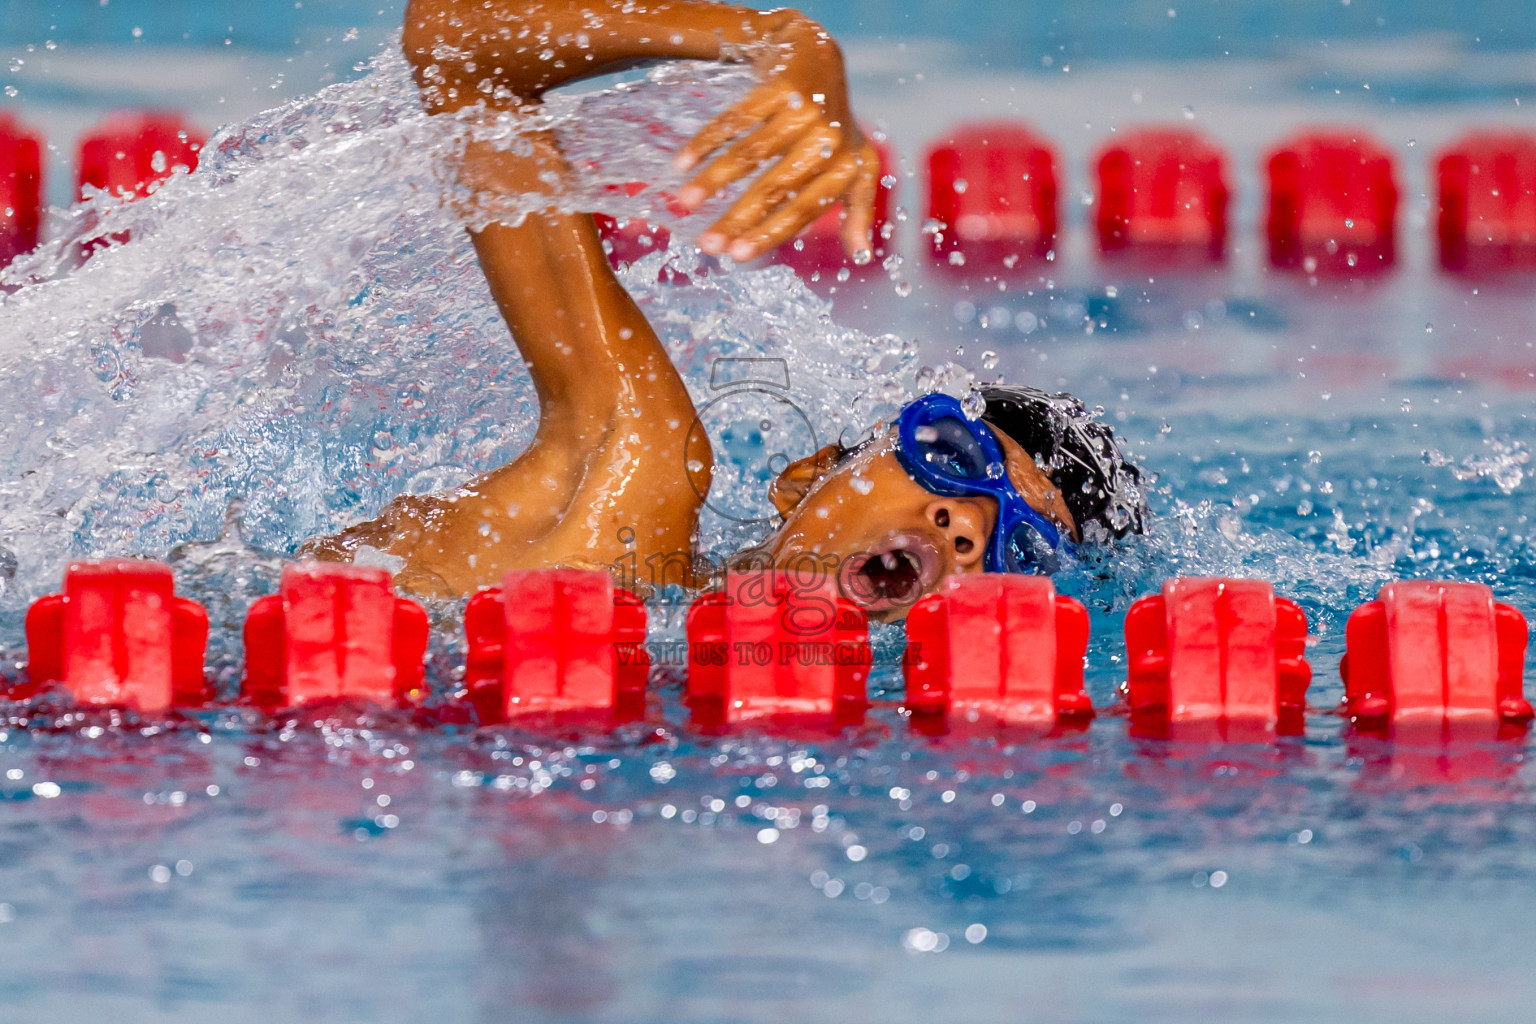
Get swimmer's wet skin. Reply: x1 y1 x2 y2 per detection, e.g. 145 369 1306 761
308 0 1146 619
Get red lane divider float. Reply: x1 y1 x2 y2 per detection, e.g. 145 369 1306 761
464 569 650 727
1125 578 1311 741
77 111 205 201
904 575 1092 733
772 137 894 278
242 563 429 712
592 179 686 282
1340 580 1532 738
1437 130 1536 274
685 571 870 730
12 556 1536 767
0 111 43 271
1096 126 1230 263
595 213 673 269
1266 128 1398 275
30 108 1536 282
926 121 1058 271
76 111 206 259
22 559 209 713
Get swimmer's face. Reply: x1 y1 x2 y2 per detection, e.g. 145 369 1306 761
742 425 1077 623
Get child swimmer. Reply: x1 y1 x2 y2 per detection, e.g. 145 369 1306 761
308 0 1146 620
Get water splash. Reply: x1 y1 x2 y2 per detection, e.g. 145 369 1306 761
0 43 912 644
1424 437 1530 495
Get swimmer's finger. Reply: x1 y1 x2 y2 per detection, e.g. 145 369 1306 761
703 129 840 253
839 144 881 259
674 86 782 173
676 106 817 211
726 160 861 258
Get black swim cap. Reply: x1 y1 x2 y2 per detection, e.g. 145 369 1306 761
978 384 1148 540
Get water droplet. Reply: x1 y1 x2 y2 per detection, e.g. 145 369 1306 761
6 58 22 73
850 476 874 495
151 150 168 174
895 280 912 298
1182 104 1194 119
980 350 999 370
961 390 987 420
985 462 1006 479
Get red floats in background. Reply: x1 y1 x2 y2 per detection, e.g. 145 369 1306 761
0 112 43 270
1096 126 1229 263
463 569 650 726
1436 130 1536 274
592 180 678 273
76 111 205 201
594 213 673 268
926 121 1057 270
772 137 894 278
904 575 1092 732
1266 129 1398 274
1340 581 1532 735
1125 578 1311 740
23 559 209 713
686 571 869 729
243 563 429 711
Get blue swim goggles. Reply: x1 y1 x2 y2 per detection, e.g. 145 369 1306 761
894 393 1064 574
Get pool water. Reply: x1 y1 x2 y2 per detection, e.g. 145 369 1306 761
2 14 1536 1024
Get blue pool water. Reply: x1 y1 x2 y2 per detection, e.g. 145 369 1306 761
4 4 1536 1022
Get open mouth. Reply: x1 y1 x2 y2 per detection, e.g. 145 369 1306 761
838 534 943 615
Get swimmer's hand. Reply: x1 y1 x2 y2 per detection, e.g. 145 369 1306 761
403 2 875 259
670 16 879 264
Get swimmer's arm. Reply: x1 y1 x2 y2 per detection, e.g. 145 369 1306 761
403 0 878 259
